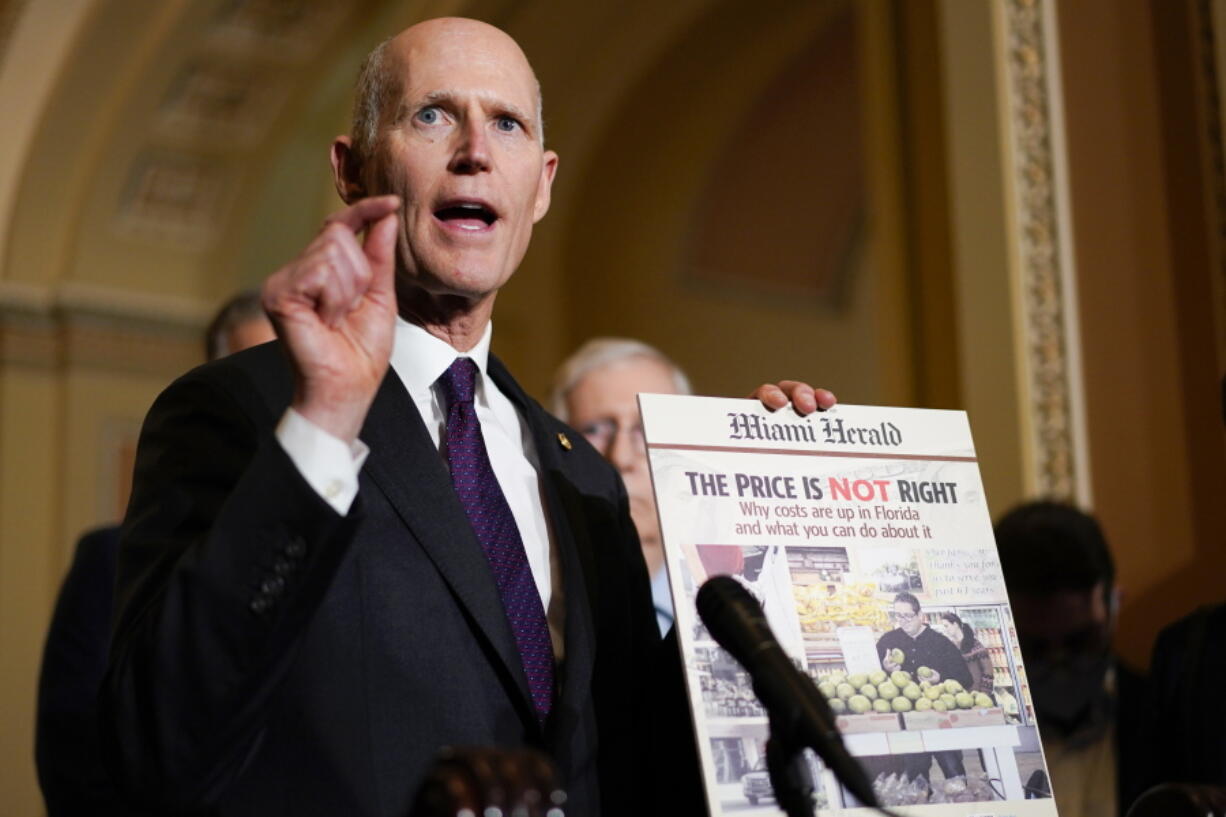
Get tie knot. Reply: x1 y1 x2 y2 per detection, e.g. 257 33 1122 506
437 357 479 406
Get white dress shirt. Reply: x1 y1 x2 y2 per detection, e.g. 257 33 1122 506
275 318 562 655
650 566 674 638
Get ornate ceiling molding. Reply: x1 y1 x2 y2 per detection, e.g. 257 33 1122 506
107 0 366 252
1000 0 1089 502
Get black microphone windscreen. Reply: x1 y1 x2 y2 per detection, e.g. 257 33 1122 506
694 575 882 810
695 575 774 665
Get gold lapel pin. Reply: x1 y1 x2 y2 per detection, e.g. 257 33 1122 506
557 432 572 451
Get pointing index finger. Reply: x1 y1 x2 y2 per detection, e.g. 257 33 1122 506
324 195 401 233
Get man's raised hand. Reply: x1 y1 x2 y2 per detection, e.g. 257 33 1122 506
750 380 838 415
263 195 401 443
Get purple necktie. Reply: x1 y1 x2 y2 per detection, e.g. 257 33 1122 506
436 358 554 722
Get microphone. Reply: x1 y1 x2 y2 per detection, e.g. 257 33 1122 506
696 575 878 808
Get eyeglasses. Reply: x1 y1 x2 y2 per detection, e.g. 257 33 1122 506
890 610 919 622
578 418 645 452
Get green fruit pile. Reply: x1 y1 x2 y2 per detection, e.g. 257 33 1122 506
816 669 997 717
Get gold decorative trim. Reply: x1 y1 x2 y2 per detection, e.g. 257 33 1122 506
1001 0 1082 500
0 283 204 374
0 311 60 368
62 318 200 377
0 316 200 376
0 280 212 325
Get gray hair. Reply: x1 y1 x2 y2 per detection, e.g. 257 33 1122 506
349 35 547 162
351 38 397 163
205 290 266 361
550 337 692 421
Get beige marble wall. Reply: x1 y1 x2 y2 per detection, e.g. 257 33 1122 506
3 0 1222 812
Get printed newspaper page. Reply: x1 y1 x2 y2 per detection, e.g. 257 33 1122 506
639 395 1057 817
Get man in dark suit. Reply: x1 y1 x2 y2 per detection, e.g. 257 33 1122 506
102 17 832 817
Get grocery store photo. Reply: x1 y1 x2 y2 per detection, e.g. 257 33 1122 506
853 734 1049 808
800 600 1048 810
784 542 1047 810
856 546 925 595
692 544 806 652
706 724 831 815
694 645 767 720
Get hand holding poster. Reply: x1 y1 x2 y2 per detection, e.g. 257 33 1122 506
639 395 1057 817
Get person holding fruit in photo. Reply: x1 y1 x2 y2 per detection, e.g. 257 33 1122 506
876 592 974 786
877 593 973 690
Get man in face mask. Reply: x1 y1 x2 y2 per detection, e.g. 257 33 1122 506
995 501 1149 817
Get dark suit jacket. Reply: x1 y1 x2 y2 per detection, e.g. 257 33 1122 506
102 342 695 817
1113 660 1151 815
1147 605 1226 791
37 526 131 816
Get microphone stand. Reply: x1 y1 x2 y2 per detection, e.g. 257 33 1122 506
765 714 816 817
696 577 894 815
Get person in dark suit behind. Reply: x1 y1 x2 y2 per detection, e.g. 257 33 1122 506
1149 607 1226 789
100 17 833 817
1145 376 1226 796
35 294 273 815
36 526 123 816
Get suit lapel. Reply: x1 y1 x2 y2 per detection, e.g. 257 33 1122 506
487 358 597 739
358 369 536 720
541 468 598 746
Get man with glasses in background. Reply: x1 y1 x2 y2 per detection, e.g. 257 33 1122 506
551 337 691 636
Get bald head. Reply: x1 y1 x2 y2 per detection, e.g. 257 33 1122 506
331 15 559 314
351 18 544 161
393 17 535 74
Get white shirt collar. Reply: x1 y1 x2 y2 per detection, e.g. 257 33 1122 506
391 317 493 406
383 315 555 637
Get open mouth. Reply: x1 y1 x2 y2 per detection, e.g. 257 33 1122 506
434 200 498 231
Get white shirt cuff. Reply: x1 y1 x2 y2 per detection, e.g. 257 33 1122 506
275 408 369 515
